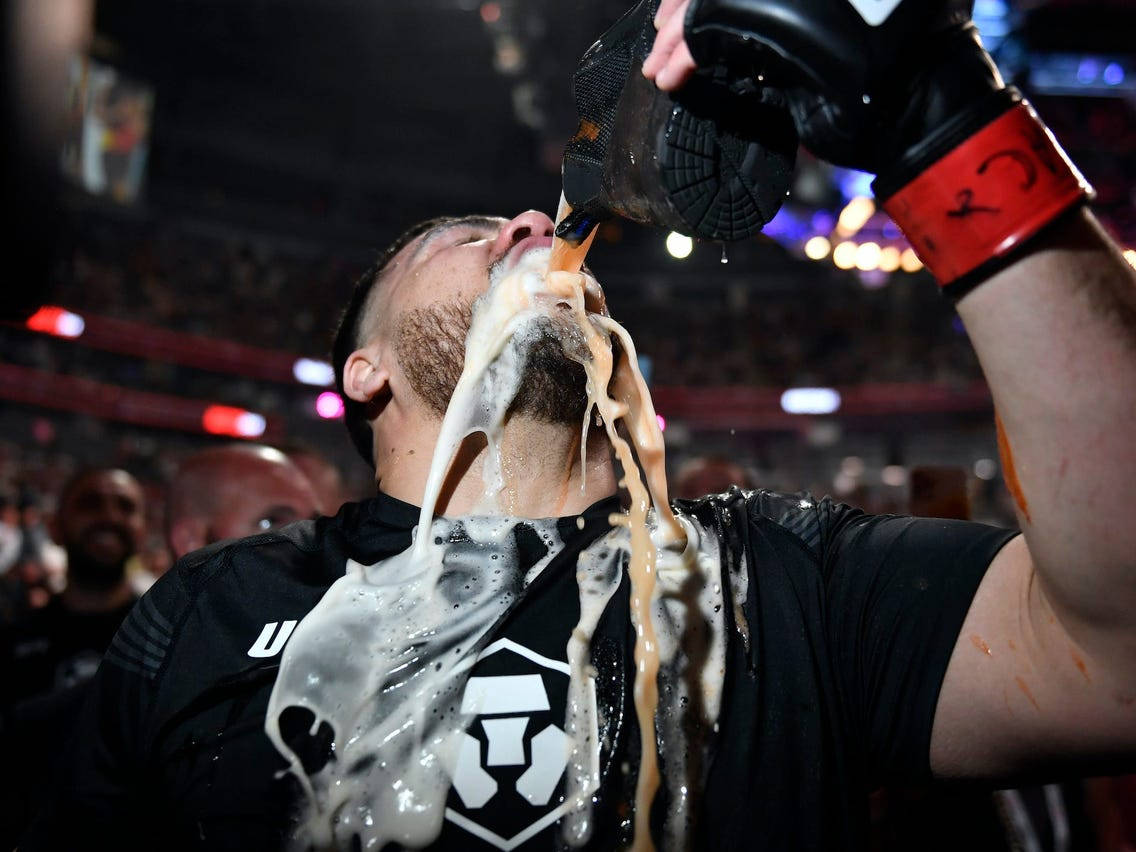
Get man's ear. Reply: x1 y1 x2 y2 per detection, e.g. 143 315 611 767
343 347 391 405
168 517 207 560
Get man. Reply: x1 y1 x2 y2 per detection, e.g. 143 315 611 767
24 7 1136 852
165 443 323 560
279 443 352 517
0 467 147 847
0 467 146 702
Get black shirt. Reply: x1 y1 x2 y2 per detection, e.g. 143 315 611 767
22 489 1015 851
0 593 138 705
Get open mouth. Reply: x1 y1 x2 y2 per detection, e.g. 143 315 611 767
504 234 554 270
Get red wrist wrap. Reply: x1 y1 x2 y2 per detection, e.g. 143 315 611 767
881 101 1092 289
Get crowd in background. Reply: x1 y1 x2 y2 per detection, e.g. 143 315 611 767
44 214 983 392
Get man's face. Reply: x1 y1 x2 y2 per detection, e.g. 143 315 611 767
56 470 145 586
370 211 591 424
207 457 320 542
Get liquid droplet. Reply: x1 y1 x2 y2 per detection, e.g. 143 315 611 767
720 245 729 264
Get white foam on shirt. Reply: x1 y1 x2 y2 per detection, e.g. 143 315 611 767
265 239 735 852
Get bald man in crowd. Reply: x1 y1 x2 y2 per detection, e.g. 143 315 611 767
166 444 322 559
280 444 352 517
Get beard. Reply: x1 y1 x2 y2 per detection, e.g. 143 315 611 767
66 525 132 589
394 299 590 426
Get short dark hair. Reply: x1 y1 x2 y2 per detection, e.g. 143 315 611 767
331 217 459 466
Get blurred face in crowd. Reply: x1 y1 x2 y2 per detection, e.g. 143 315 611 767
167 445 321 558
345 211 590 426
287 449 348 516
54 469 146 588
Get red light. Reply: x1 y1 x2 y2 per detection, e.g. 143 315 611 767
26 306 85 338
480 2 501 23
202 405 266 438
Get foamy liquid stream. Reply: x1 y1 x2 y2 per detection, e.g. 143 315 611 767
266 201 738 850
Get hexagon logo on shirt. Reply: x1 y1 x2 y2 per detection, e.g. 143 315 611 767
443 637 598 850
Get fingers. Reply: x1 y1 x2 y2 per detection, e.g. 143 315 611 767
657 40 698 90
653 0 685 29
642 0 698 91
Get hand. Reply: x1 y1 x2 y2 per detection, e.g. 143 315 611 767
641 0 698 91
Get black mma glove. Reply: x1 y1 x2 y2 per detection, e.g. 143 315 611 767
556 0 798 246
680 0 1092 295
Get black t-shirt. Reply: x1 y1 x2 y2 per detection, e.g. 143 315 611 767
21 489 1015 851
0 593 138 705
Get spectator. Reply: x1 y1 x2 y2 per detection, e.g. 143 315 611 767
165 443 321 559
0 467 145 703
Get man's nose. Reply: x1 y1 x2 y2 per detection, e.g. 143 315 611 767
490 210 555 260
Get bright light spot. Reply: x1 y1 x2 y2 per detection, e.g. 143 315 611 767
780 387 841 415
881 465 907 487
855 241 881 271
665 231 693 259
1103 62 1125 86
804 235 831 260
1123 249 1136 268
479 2 501 23
655 414 666 432
840 456 864 477
1077 58 1099 84
293 358 336 386
316 391 346 420
900 247 924 272
202 405 266 438
25 306 85 338
835 196 875 237
235 412 267 438
974 458 998 480
833 472 857 495
832 241 857 270
879 246 901 272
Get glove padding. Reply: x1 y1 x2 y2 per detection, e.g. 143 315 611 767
559 0 797 244
683 0 989 180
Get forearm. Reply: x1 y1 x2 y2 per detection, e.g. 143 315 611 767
956 206 1136 640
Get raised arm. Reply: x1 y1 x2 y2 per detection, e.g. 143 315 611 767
642 0 1136 777
930 207 1136 778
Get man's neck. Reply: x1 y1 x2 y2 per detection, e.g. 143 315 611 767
374 411 618 518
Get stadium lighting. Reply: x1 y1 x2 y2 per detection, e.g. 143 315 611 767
803 236 831 260
832 241 857 270
879 246 901 272
293 357 336 386
202 405 267 438
780 387 841 415
665 232 693 259
855 241 882 271
316 391 345 419
25 306 86 339
900 248 924 272
835 196 875 237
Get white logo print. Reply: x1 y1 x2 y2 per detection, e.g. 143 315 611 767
845 0 904 26
444 638 599 851
247 620 298 658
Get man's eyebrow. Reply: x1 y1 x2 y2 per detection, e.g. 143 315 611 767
408 215 504 265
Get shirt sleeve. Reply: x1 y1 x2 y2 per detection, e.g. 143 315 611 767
19 568 189 850
818 501 1017 784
